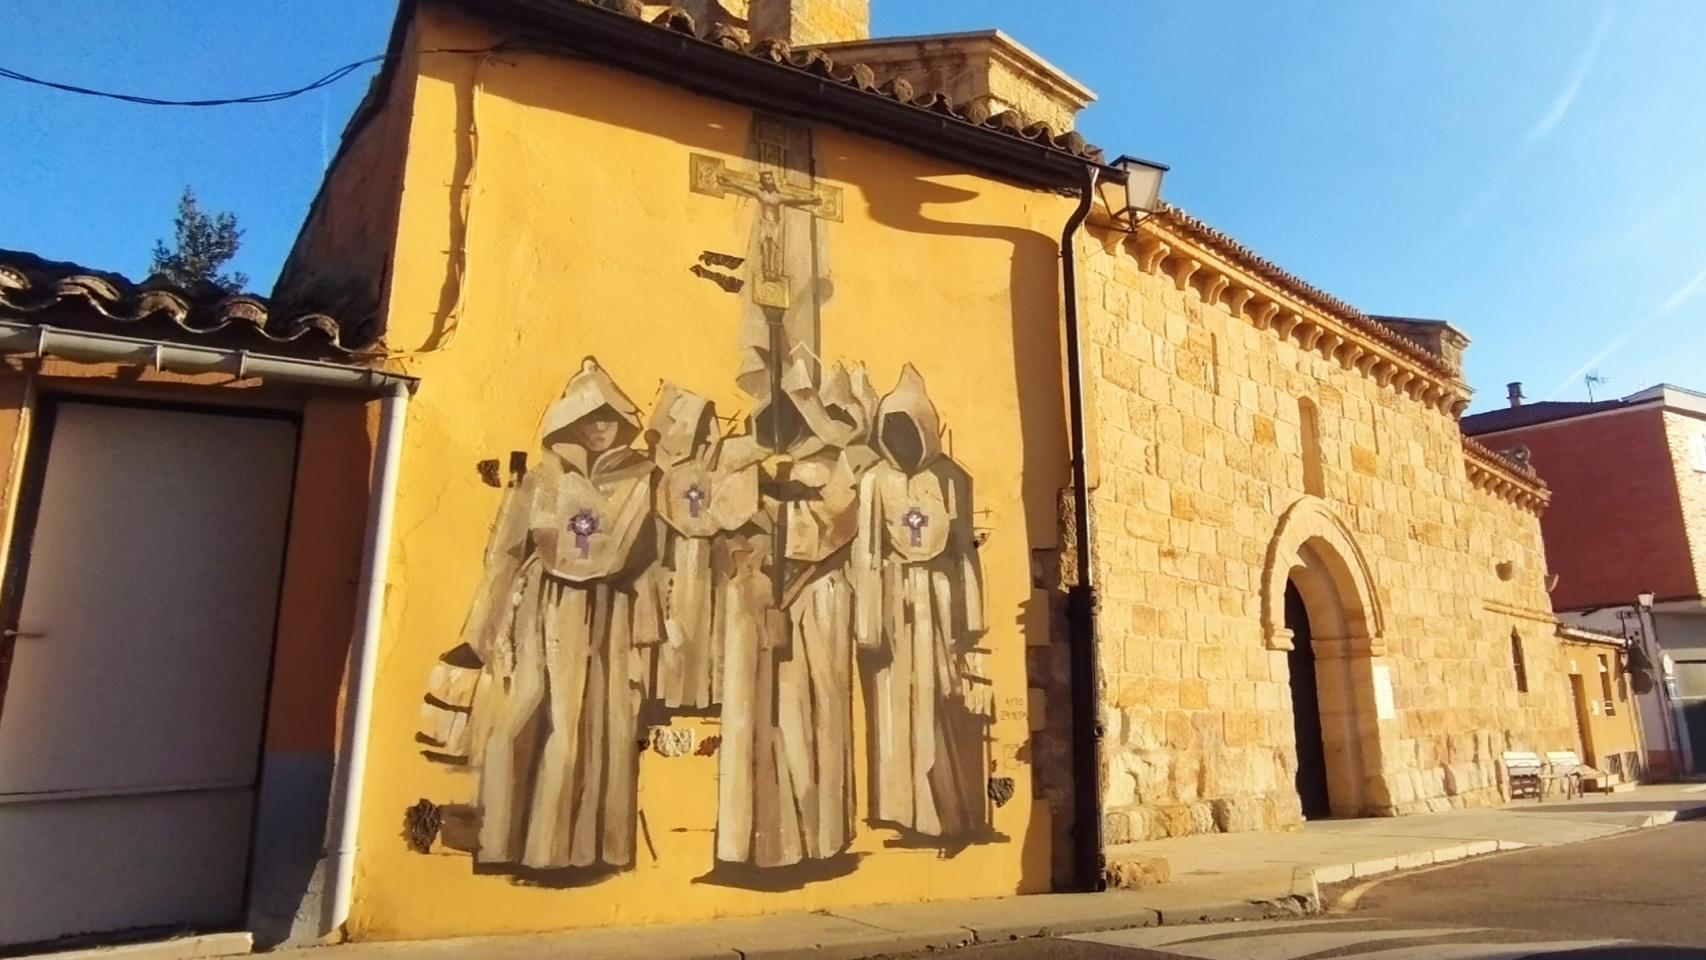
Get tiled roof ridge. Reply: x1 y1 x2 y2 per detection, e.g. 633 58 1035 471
1558 623 1627 645
555 0 1101 160
1153 204 1451 377
1459 398 1628 436
0 249 372 353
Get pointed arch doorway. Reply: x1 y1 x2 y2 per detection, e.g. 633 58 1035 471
1262 497 1390 820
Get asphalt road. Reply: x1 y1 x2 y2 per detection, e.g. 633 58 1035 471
1346 819 1706 947
885 820 1706 960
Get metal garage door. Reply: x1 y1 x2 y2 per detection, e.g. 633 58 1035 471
0 401 297 948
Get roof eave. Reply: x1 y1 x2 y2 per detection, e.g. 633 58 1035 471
443 0 1115 191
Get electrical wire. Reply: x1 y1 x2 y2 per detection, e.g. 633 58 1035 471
0 46 503 107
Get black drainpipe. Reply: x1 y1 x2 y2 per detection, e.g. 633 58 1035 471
1061 163 1106 892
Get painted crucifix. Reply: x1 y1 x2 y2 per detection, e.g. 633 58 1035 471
688 116 869 869
690 115 843 429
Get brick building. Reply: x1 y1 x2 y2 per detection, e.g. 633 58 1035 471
1464 384 1706 775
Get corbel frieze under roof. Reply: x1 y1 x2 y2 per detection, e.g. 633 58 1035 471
1115 210 1474 420
1463 435 1551 515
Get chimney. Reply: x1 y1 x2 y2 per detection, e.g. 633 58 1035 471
1507 382 1525 409
749 0 870 45
803 30 1095 132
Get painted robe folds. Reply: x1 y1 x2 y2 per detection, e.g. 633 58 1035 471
650 385 761 710
456 360 662 871
853 365 992 839
716 361 876 868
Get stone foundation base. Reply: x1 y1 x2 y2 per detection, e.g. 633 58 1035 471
1103 853 1171 889
1106 779 1511 842
1103 792 1300 843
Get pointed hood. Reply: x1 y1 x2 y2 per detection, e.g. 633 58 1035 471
785 359 879 449
541 357 643 448
874 364 944 474
648 383 718 466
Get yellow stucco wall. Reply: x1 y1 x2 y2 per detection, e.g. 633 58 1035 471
1561 640 1644 776
341 6 1073 940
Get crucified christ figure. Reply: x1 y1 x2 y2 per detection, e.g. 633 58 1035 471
720 170 825 287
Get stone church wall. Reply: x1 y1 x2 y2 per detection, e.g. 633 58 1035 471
1077 224 1578 843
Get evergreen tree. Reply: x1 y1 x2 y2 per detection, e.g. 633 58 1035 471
149 186 249 293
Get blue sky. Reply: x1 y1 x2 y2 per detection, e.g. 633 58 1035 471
3 2 1702 411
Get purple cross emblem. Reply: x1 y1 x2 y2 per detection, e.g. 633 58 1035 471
569 509 599 558
685 483 707 520
901 506 929 548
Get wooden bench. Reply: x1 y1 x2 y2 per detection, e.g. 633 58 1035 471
1502 751 1544 799
1544 751 1591 799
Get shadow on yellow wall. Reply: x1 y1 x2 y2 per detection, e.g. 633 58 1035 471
339 5 1077 939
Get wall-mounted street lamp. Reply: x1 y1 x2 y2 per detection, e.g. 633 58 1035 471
1098 154 1170 230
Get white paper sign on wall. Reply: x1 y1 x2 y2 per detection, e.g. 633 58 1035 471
1372 664 1397 720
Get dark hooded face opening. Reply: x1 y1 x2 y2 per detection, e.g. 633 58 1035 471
756 393 807 452
561 403 634 454
824 402 859 433
880 412 926 473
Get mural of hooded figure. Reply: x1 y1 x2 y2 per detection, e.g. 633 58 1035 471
442 357 663 874
852 364 992 841
648 384 761 711
712 359 877 870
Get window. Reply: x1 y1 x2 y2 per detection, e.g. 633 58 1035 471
1692 433 1706 473
1599 655 1616 715
1511 631 1528 693
1676 660 1706 698
1300 398 1325 497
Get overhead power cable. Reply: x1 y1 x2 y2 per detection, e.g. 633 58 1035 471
0 46 504 107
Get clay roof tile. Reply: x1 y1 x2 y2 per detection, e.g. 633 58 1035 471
0 249 372 355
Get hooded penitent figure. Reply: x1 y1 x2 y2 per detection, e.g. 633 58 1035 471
437 358 662 872
649 384 760 710
714 358 877 868
851 364 991 839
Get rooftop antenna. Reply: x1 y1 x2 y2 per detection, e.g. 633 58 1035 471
1585 371 1608 402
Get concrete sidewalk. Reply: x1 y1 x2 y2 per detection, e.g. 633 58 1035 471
99 784 1706 960
1109 781 1706 891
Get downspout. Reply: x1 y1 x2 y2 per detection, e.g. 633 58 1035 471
1061 164 1105 892
322 380 411 937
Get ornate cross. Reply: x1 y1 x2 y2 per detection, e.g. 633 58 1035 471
689 117 843 310
689 117 846 611
902 506 929 548
569 509 599 559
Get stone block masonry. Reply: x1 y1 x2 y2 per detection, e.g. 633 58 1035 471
1079 213 1579 843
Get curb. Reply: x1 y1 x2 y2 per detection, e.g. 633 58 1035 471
15 933 253 960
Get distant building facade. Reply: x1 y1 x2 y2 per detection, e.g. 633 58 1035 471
1464 384 1706 775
